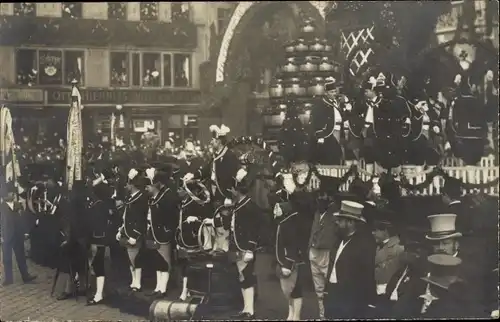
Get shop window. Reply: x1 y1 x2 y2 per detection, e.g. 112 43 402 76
173 54 191 87
163 54 172 87
142 53 161 87
108 2 127 20
16 49 38 86
38 50 63 85
110 52 129 87
217 8 232 34
64 50 84 85
140 2 158 21
172 3 190 22
167 114 198 144
13 3 35 16
131 53 141 87
62 3 82 18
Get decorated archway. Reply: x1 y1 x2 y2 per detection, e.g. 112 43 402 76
214 1 329 84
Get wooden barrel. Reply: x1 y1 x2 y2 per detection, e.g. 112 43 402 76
186 254 242 310
149 298 200 321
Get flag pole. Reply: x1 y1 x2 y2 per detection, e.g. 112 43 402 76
66 79 83 191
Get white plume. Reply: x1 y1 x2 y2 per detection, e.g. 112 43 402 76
220 124 230 135
146 168 156 182
128 168 138 181
282 173 296 194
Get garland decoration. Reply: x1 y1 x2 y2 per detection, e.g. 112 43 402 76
400 166 499 191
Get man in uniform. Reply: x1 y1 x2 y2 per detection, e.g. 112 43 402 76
145 165 179 298
116 167 149 293
225 167 262 319
184 124 239 207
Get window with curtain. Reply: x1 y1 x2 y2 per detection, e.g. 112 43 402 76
142 53 161 87
110 52 129 87
173 54 191 87
16 49 38 86
64 50 85 85
172 3 190 22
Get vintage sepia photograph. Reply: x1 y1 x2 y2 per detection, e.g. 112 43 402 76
0 1 498 321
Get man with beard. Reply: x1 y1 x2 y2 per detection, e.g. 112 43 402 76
144 165 179 298
115 168 148 293
324 200 377 319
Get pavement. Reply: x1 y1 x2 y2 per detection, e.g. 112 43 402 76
1 250 320 321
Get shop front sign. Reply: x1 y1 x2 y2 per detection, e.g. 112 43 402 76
46 88 201 105
0 88 45 103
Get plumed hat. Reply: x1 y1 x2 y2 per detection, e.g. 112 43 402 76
127 167 148 189
210 124 231 139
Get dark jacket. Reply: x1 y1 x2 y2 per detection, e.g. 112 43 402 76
197 147 239 201
0 201 25 243
325 229 378 318
275 206 304 270
86 199 113 245
121 191 148 240
230 196 261 253
375 236 405 285
148 185 179 244
308 208 337 250
176 195 213 248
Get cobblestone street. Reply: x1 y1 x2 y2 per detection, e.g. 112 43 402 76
1 253 319 321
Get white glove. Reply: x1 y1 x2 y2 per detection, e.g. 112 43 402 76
377 284 387 295
183 172 194 182
345 103 352 111
35 219 39 226
433 125 440 134
116 200 124 208
128 237 137 245
404 117 411 125
203 218 214 225
491 310 499 319
281 267 292 277
444 141 451 151
116 232 121 241
343 120 350 128
243 251 254 262
186 216 198 223
317 138 325 144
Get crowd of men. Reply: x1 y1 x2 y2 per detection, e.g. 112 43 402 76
2 120 498 320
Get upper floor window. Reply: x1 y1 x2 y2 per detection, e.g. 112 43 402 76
15 48 85 86
217 8 232 34
173 54 191 87
142 53 161 87
64 51 85 85
112 52 191 88
172 3 190 22
13 3 35 17
62 3 82 19
110 52 129 87
108 2 127 20
140 2 158 21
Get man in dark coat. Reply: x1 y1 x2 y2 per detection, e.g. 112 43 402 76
324 200 377 319
186 124 239 207
1 184 37 286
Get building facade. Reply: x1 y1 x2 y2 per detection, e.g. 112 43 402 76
0 2 235 146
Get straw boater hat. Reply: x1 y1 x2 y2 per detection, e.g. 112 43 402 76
421 254 462 290
425 214 462 241
334 200 366 223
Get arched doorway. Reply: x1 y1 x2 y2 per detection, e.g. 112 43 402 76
207 1 326 139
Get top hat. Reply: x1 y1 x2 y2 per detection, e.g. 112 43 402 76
425 214 462 241
421 254 462 290
334 200 366 223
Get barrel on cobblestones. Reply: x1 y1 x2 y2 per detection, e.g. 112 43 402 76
149 299 200 321
186 254 242 311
